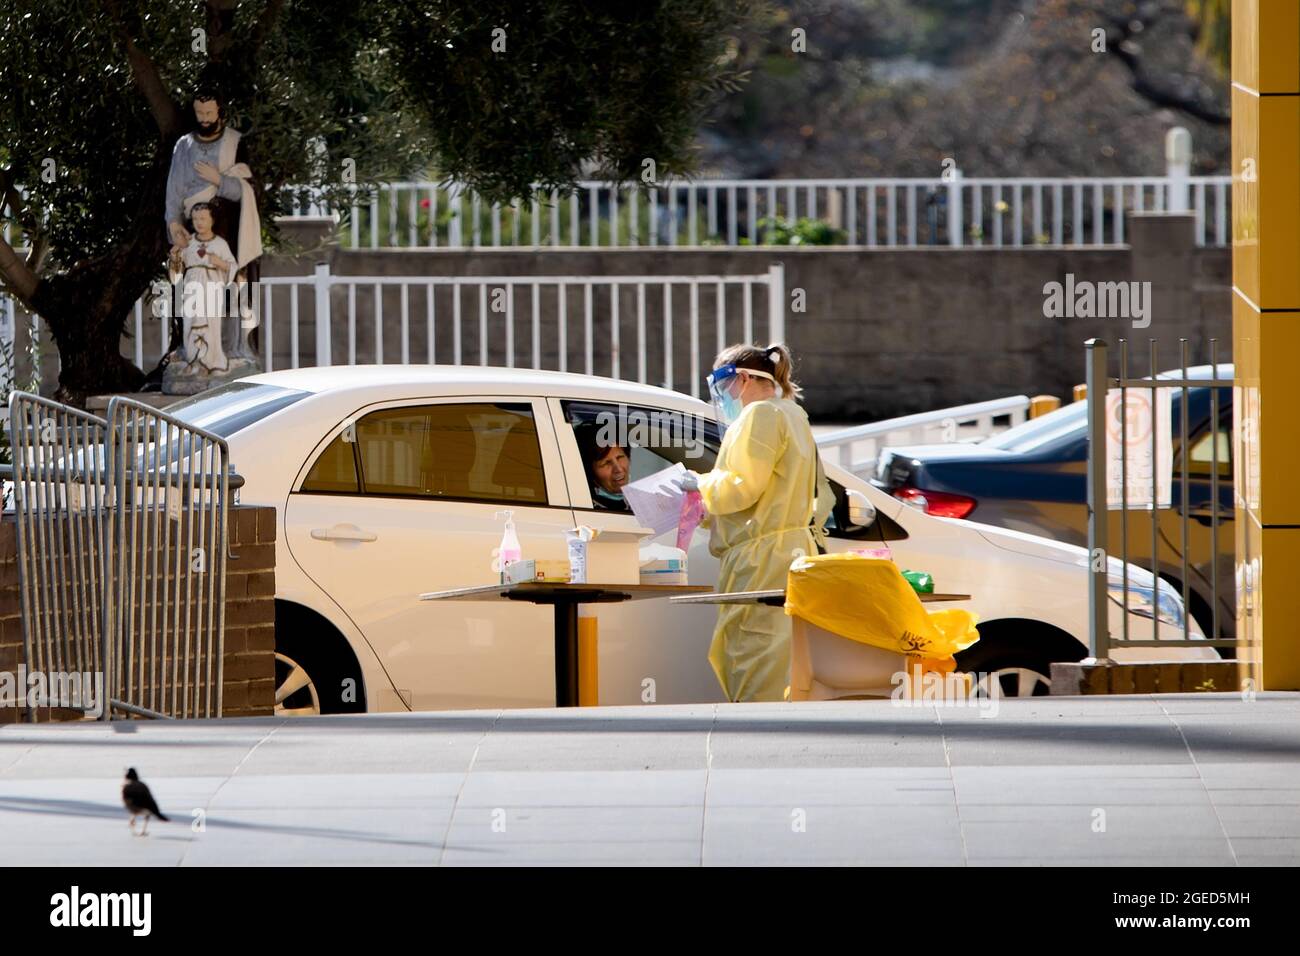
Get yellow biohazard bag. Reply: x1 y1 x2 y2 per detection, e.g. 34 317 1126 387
785 553 980 660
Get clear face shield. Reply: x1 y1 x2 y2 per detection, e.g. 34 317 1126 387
707 364 776 429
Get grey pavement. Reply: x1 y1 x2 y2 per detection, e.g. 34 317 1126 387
2 694 1299 866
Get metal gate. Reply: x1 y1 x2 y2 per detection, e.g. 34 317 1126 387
1085 338 1237 656
101 397 233 719
7 392 233 720
9 395 111 715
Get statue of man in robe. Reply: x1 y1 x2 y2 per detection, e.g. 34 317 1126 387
158 89 262 393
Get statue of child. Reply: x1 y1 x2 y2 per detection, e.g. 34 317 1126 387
167 201 235 377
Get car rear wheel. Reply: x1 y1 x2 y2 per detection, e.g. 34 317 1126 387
275 651 322 716
956 622 1081 698
974 666 1052 698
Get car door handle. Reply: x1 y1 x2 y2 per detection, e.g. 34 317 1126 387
311 525 378 542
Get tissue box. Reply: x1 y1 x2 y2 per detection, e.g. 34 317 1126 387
504 559 572 585
639 543 688 585
640 565 688 585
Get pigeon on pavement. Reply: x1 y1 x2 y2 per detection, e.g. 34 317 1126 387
122 768 169 836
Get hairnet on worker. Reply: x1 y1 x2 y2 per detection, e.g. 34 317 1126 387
680 343 833 702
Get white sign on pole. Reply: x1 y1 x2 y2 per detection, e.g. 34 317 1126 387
1106 388 1172 509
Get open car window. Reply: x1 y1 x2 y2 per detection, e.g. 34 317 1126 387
561 401 720 509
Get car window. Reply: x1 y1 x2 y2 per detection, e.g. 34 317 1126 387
981 402 1086 452
301 431 360 493
1182 416 1232 478
356 408 433 495
165 381 311 437
300 402 547 505
562 401 719 510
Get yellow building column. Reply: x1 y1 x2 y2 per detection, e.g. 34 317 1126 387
1232 0 1300 688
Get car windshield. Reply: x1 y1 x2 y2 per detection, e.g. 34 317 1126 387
981 401 1087 452
164 381 310 438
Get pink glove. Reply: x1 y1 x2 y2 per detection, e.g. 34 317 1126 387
677 489 705 550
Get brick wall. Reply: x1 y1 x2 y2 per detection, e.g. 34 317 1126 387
222 506 278 717
0 504 277 723
1051 659 1252 696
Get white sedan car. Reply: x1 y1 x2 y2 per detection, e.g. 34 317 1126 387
164 366 1210 714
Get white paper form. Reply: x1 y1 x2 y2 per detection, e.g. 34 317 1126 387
621 462 688 537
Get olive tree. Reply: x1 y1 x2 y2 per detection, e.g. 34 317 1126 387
0 0 748 402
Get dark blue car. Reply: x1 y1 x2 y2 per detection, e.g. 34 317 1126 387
873 365 1234 639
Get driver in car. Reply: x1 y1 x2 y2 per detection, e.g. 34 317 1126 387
574 424 632 512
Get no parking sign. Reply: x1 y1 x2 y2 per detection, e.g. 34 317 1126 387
1105 389 1172 509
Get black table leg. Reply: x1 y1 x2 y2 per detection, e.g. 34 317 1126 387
554 600 580 707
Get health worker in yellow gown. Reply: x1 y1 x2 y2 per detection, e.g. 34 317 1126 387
679 343 832 702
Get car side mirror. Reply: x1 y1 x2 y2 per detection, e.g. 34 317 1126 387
846 489 877 529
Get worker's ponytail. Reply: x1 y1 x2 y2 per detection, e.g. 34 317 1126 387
713 342 803 401
763 343 801 400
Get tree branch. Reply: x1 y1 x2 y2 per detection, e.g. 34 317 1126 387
25 233 51 276
204 1 239 65
0 233 39 302
1104 14 1230 126
102 0 184 136
249 0 288 66
0 168 26 228
0 167 43 276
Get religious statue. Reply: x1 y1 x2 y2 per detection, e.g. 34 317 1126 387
167 202 235 382
159 88 263 395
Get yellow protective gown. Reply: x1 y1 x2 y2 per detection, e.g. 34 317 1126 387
698 397 833 702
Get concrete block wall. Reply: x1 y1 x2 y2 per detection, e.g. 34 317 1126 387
246 213 1231 422
116 214 1229 421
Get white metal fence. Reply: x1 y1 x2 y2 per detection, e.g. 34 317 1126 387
816 395 1031 478
121 263 786 399
283 174 1232 250
2 170 1231 253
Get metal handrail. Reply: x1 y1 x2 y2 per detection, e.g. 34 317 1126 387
816 395 1031 476
816 395 1031 445
0 463 245 491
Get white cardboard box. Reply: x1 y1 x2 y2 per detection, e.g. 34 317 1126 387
581 527 655 585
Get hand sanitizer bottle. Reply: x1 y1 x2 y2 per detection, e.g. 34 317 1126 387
495 510 522 579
